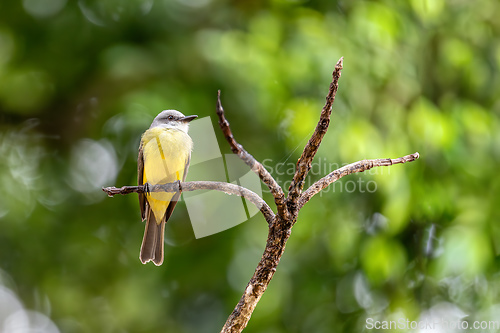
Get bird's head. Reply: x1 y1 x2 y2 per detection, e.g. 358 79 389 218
150 110 197 133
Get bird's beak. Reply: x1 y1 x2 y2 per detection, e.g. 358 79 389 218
180 115 198 122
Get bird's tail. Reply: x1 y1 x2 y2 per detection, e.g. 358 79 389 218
140 210 165 266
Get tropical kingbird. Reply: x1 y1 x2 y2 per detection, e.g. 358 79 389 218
138 110 197 265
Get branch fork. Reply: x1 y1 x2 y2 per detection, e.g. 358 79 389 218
102 57 420 333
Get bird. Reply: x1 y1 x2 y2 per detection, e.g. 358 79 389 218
137 110 197 265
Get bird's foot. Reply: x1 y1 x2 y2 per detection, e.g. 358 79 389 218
143 182 151 194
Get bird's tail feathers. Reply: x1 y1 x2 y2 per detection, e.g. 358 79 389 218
139 210 165 266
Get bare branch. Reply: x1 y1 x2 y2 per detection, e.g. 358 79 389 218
219 154 421 333
298 152 420 209
103 181 275 225
221 152 420 332
287 57 344 206
221 214 288 333
103 58 421 333
220 58 343 333
216 90 288 219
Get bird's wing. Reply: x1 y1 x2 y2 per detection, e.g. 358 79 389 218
137 144 147 221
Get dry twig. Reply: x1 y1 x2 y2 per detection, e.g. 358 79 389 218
216 91 287 219
287 57 343 207
298 152 420 209
103 181 274 225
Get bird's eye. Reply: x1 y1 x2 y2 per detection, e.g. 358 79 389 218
168 115 174 120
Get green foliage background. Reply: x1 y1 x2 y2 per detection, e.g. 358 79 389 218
1 0 499 332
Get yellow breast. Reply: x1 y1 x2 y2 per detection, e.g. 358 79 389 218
141 127 193 220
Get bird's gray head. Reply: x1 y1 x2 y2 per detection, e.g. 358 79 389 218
150 110 197 133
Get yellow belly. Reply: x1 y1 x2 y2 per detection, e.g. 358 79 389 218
141 127 193 221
